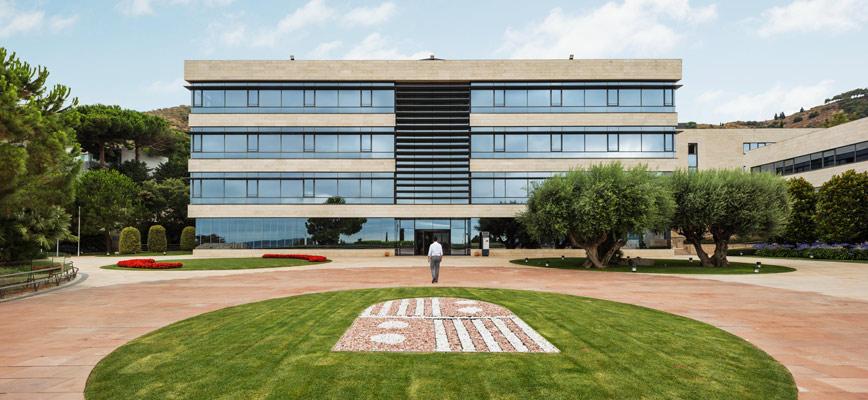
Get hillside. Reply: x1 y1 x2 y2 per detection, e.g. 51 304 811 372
146 105 190 131
679 88 868 129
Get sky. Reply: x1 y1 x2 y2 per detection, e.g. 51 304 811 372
2 0 867 123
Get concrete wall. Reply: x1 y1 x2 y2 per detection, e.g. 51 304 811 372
185 59 682 82
470 113 677 127
189 159 395 172
744 118 868 166
678 128 816 171
188 113 395 127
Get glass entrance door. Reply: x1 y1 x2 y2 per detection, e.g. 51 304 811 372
414 230 451 255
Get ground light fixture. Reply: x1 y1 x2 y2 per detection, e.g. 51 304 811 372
809 254 814 259
561 255 565 260
688 257 693 263
545 261 550 267
524 257 529 263
754 261 762 273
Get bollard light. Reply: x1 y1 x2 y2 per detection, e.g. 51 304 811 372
561 255 565 260
163 251 167 255
739 251 744 256
545 261 550 267
631 265 637 272
524 257 529 263
754 261 761 273
688 257 693 263
809 254 814 259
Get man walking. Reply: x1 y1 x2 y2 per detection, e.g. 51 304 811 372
427 238 443 283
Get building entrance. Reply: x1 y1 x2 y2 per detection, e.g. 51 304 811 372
414 230 451 255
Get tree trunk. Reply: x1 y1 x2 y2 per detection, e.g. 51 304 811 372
710 228 731 267
584 244 606 268
683 231 712 266
104 231 112 254
99 146 106 168
599 236 626 266
134 143 141 162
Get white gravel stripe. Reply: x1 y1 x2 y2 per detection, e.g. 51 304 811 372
452 319 476 352
377 300 393 317
360 305 374 317
414 298 425 316
471 319 501 352
396 299 409 316
491 318 528 352
432 297 441 317
434 319 451 352
512 316 559 353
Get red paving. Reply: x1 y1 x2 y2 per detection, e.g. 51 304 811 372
1 266 867 399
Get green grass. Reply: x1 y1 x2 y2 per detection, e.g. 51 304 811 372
101 257 327 271
511 257 795 274
85 288 795 400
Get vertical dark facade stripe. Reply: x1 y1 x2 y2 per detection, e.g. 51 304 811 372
394 83 471 204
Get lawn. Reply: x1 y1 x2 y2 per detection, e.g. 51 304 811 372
85 288 795 400
512 257 794 274
101 257 327 271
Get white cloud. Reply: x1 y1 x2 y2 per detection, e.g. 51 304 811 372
343 33 430 60
499 0 717 58
0 1 77 37
704 80 835 122
252 0 334 47
117 0 235 16
342 2 396 26
696 89 724 103
757 0 868 37
310 40 343 58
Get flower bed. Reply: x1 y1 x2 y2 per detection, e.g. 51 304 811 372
261 254 328 262
116 259 184 269
736 242 868 260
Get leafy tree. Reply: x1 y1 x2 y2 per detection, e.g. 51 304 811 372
824 112 849 128
815 170 868 243
139 178 189 240
0 48 80 261
799 107 805 113
780 111 786 119
477 218 540 249
305 197 367 245
147 225 167 253
72 105 134 167
117 160 150 183
670 169 789 267
76 169 142 252
782 177 817 243
519 164 674 269
118 227 141 255
180 226 196 251
153 133 189 181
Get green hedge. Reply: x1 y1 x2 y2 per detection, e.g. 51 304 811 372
755 247 868 260
147 225 167 253
119 227 141 255
180 226 196 251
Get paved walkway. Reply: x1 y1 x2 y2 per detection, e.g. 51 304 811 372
0 256 866 399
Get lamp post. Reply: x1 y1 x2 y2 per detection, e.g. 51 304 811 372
77 206 81 257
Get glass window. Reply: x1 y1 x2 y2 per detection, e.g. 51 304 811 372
281 135 303 152
372 135 392 152
774 161 784 175
743 143 751 154
836 145 855 165
281 180 302 197
641 134 664 152
505 135 527 152
586 135 606 151
259 135 280 152
202 180 223 197
360 179 372 197
856 142 868 162
338 179 360 197
316 90 338 107
783 159 794 174
810 152 823 170
550 90 562 107
361 135 372 152
225 135 246 152
619 134 641 151
664 89 674 106
193 90 202 107
527 90 550 107
225 90 246 107
260 90 281 107
794 155 811 172
586 89 606 106
247 135 258 152
608 134 619 151
472 134 493 152
371 90 394 107
191 179 200 197
562 90 584 106
472 90 494 107
316 135 338 152
471 179 493 198
202 135 224 152
316 179 338 197
551 134 562 152
563 134 584 151
505 90 527 107
361 90 372 107
339 90 361 107
528 134 550 152
494 134 505 152
225 180 245 197
304 134 315 152
493 179 505 197
247 180 257 197
494 90 505 107
247 90 259 107
259 180 280 197
619 90 641 106
339 135 360 152
641 89 664 106
304 179 314 197
607 90 619 106
823 150 835 167
664 134 674 151
371 180 392 197
505 180 526 198
202 90 224 107
281 90 303 107
192 134 201 152
303 90 315 107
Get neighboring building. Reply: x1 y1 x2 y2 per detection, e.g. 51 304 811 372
183 58 866 255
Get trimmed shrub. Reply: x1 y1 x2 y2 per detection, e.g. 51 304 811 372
147 225 168 253
118 227 141 255
179 226 196 251
745 242 868 260
815 170 868 243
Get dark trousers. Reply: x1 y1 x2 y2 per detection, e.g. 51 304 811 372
429 256 442 281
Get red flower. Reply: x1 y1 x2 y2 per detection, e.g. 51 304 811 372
261 254 328 262
116 259 183 269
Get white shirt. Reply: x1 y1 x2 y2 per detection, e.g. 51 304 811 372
428 242 443 257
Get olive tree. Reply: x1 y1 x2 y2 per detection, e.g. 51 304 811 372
519 163 674 269
670 169 789 267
